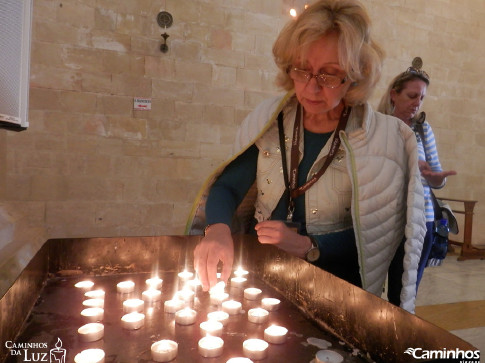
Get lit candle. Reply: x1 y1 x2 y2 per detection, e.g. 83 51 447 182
164 299 184 313
121 312 145 330
234 266 249 277
146 277 163 290
242 339 268 360
151 340 178 362
142 289 162 302
207 311 229 326
200 320 223 337
315 349 344 363
74 348 105 363
117 281 135 294
81 307 104 323
226 358 254 363
84 289 105 299
221 300 242 315
230 276 247 287
174 307 197 325
264 325 288 344
261 297 280 311
198 336 224 358
243 288 262 301
178 270 194 281
186 278 202 291
75 280 94 290
247 308 269 324
176 288 195 303
123 298 144 313
210 291 229 306
82 298 104 309
78 323 104 343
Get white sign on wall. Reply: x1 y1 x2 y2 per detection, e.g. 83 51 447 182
133 97 152 110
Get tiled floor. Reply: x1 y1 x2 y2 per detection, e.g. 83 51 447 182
415 250 485 355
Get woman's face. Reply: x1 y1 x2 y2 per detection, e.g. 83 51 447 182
292 32 350 116
390 79 428 124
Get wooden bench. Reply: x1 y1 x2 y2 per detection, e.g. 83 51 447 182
437 197 484 261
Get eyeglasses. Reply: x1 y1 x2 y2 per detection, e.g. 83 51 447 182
288 67 348 89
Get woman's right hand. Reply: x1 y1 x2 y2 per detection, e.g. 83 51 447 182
194 223 234 292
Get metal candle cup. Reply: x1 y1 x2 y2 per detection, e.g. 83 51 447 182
243 287 262 301
242 339 268 360
151 340 178 362
207 311 229 326
123 298 144 313
142 289 162 302
261 297 280 311
198 336 224 358
230 276 247 287
80 307 104 323
78 323 104 343
74 349 105 363
176 288 195 304
174 307 197 325
247 308 269 324
164 299 184 313
210 292 229 306
117 281 135 294
146 277 163 290
82 298 104 309
121 312 145 330
84 289 105 299
75 281 94 290
200 320 223 337
221 300 242 315
177 270 194 281
233 267 249 277
264 325 288 344
315 350 344 363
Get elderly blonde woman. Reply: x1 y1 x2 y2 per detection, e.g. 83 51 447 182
187 0 426 312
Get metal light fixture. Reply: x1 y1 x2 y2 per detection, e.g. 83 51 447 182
156 11 173 53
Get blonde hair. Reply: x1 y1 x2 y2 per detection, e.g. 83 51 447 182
272 0 384 106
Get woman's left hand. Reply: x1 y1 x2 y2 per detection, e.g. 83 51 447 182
418 160 457 187
254 220 312 258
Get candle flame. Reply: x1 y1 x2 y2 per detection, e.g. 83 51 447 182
55 337 62 349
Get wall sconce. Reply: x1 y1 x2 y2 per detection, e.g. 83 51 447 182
156 11 173 53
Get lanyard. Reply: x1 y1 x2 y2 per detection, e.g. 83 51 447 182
277 104 351 219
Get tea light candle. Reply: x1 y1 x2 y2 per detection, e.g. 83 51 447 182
75 281 94 290
207 311 230 326
121 312 145 330
142 289 162 302
244 288 262 300
198 336 224 358
200 320 223 337
222 300 242 315
234 266 249 277
230 276 247 287
243 339 268 360
264 325 288 344
123 298 144 313
176 288 195 303
210 291 229 305
82 298 104 309
226 358 254 363
84 289 105 299
117 280 135 294
151 340 178 362
315 350 344 363
186 278 202 291
174 307 197 325
247 308 269 324
81 307 104 323
164 299 184 313
146 277 163 290
261 297 280 311
178 270 194 281
78 323 104 343
74 348 105 363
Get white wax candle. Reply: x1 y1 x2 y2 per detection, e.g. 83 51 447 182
264 325 288 344
80 307 104 323
174 307 197 325
75 280 94 290
74 348 105 363
247 308 269 324
210 292 229 306
176 288 195 303
84 289 105 299
315 350 344 363
243 288 262 301
234 266 249 277
230 276 247 287
142 289 162 302
117 281 135 294
151 340 178 362
200 320 223 337
178 270 194 280
226 358 254 363
146 277 163 290
78 323 104 343
207 311 229 326
242 339 268 360
186 278 202 291
164 299 184 314
123 298 144 313
261 297 280 311
121 312 145 330
198 336 224 358
222 300 242 315
82 298 104 309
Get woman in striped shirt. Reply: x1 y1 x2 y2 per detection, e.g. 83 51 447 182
378 58 457 304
